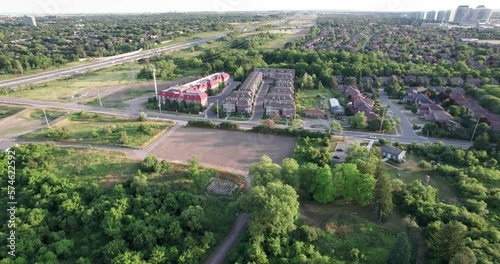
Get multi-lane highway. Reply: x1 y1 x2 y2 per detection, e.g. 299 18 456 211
0 34 225 89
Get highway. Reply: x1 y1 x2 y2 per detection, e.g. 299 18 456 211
0 34 225 89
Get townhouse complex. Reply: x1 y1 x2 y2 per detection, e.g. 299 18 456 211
223 68 296 118
158 72 230 108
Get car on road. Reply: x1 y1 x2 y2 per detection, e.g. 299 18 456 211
336 148 344 152
368 136 377 140
333 155 341 159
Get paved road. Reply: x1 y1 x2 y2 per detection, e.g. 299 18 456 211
0 35 225 89
205 213 250 264
250 81 270 122
379 89 417 138
206 79 240 119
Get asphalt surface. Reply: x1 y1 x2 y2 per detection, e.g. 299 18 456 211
250 80 270 122
0 35 225 89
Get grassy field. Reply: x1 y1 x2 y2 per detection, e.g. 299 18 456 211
9 62 142 101
296 89 343 110
21 112 173 148
384 153 457 201
300 199 402 264
0 104 25 119
49 146 139 185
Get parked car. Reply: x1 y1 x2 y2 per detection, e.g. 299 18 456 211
333 155 341 159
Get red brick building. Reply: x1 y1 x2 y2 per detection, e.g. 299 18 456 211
158 72 229 108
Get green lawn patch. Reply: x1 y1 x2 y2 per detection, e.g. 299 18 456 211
27 108 68 121
20 112 174 148
0 104 25 119
314 211 399 264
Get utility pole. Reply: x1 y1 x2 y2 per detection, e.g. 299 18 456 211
216 99 219 119
97 88 102 107
152 68 158 101
470 116 481 142
42 109 50 128
379 109 385 133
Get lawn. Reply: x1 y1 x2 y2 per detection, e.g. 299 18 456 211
0 104 25 119
9 62 143 101
87 88 154 108
20 112 174 148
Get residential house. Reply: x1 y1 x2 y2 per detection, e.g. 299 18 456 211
382 145 407 162
466 78 481 87
223 71 263 113
449 77 464 86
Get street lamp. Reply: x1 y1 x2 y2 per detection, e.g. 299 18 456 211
470 116 482 142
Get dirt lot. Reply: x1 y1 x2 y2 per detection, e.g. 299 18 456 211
150 127 296 171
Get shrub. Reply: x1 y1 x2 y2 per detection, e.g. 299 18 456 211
89 130 99 139
218 122 240 130
119 131 128 144
141 154 160 172
187 119 216 128
138 112 147 122
418 160 432 169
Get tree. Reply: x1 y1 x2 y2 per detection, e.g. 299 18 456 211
411 102 418 114
263 119 276 129
450 247 477 264
388 232 411 264
330 120 343 134
180 205 205 231
248 181 299 237
138 112 147 122
473 133 492 152
373 174 394 221
312 165 335 204
249 155 282 187
349 112 368 129
428 221 468 262
290 118 302 130
141 154 159 172
281 158 299 189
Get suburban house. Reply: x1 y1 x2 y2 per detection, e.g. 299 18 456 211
158 72 230 108
403 90 452 123
342 84 380 122
223 71 263 114
449 77 464 86
382 145 407 162
450 92 500 130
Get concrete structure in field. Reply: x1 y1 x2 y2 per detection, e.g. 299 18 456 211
158 72 230 108
381 145 407 162
21 15 37 26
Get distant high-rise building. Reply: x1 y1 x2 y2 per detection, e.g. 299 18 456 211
410 11 426 20
453 5 470 23
21 15 37 26
460 5 493 25
425 11 437 21
436 10 452 22
490 10 500 24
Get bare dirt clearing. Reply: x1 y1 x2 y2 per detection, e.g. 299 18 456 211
150 127 296 171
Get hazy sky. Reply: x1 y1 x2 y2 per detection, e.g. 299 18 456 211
2 0 499 14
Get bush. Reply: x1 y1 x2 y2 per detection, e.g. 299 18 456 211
141 154 160 172
187 119 216 128
138 112 147 122
138 124 155 135
218 122 240 130
418 160 432 169
413 124 420 130
89 130 99 139
46 127 70 140
119 131 128 144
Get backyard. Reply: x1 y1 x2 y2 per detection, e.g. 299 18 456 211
296 88 344 111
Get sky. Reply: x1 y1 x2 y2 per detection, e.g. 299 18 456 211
1 0 499 15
